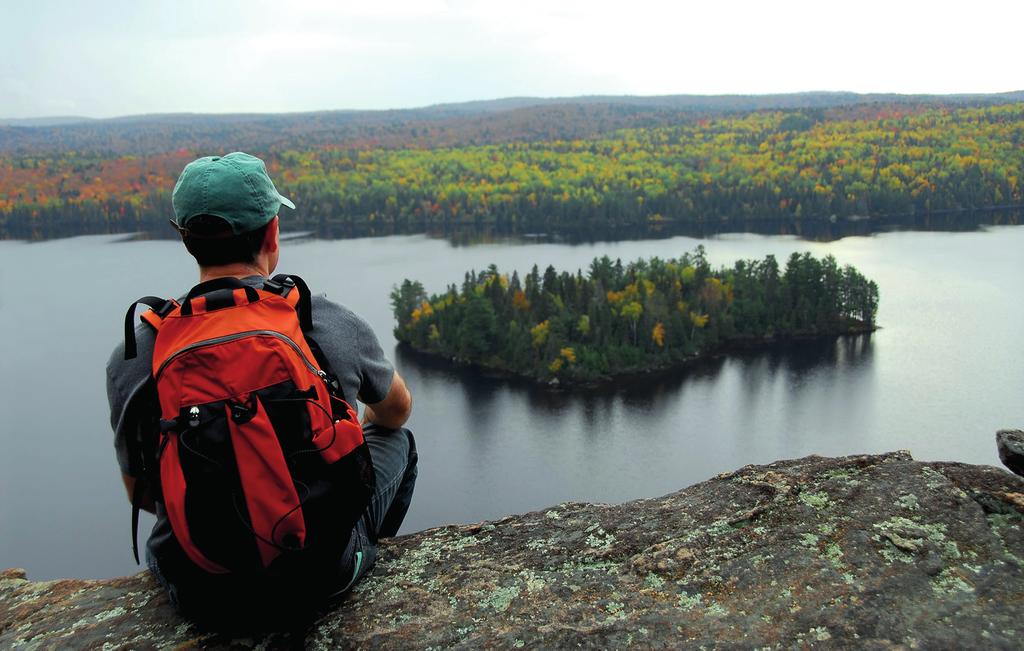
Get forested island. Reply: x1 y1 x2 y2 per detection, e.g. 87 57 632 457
392 249 879 384
2 100 1022 239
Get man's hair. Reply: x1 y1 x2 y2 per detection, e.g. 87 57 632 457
180 215 271 267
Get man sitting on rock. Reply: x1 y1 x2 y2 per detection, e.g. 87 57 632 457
106 152 417 627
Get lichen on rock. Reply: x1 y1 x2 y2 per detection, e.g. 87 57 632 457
3 450 1023 649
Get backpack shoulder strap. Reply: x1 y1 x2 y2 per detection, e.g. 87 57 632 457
124 297 177 360
264 274 313 331
264 274 348 406
127 377 161 565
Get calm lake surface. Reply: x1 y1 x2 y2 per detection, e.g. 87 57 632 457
2 226 1022 580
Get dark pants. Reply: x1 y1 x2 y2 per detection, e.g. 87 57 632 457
329 425 419 596
148 425 418 620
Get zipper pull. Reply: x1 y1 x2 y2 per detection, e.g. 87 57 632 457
321 370 343 395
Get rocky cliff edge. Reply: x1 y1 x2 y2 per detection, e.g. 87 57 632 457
3 448 1023 649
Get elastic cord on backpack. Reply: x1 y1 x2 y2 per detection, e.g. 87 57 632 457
178 429 225 470
263 396 341 458
230 480 312 554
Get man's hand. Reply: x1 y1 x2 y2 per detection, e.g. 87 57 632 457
362 371 412 429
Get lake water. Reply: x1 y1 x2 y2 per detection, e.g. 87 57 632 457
1 226 1022 580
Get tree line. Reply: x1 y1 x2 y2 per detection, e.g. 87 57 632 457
2 104 1022 239
392 249 879 383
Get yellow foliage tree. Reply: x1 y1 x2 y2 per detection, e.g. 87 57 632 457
700 277 733 311
512 289 531 311
530 320 550 348
410 300 434 325
652 322 665 347
620 301 643 344
576 314 590 336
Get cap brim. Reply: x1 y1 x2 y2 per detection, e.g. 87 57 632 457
279 194 296 209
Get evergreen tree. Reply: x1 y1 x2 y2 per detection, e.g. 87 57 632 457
392 249 880 382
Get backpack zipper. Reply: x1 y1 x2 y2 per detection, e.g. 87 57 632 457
155 330 327 382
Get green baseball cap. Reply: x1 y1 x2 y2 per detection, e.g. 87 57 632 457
171 152 295 234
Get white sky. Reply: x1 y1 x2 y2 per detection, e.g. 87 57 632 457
1 0 1021 119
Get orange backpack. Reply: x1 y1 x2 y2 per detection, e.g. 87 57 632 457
124 275 374 575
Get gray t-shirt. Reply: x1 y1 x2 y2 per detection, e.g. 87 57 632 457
106 275 394 477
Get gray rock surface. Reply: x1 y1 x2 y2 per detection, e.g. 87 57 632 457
3 451 1023 649
997 429 1024 477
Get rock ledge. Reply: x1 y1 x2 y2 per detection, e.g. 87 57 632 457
3 451 1023 649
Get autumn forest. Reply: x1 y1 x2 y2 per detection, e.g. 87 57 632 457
2 101 1022 239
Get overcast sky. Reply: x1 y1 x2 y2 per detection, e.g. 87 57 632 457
1 0 1020 119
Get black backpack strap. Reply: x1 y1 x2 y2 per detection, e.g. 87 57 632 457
307 334 348 407
265 274 348 407
124 297 175 360
131 479 145 565
126 378 161 565
263 273 294 296
265 274 313 332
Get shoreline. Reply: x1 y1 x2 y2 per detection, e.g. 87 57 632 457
4 205 1022 243
396 324 878 390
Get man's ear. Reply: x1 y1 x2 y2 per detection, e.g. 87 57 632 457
262 216 280 254
168 219 188 240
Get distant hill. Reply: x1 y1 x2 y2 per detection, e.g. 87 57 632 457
0 116 96 127
2 91 1022 155
427 90 1024 112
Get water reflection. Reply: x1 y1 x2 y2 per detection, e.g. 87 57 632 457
269 210 1022 244
21 208 1021 245
396 333 875 418
393 331 878 490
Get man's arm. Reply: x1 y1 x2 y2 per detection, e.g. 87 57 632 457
361 370 412 429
